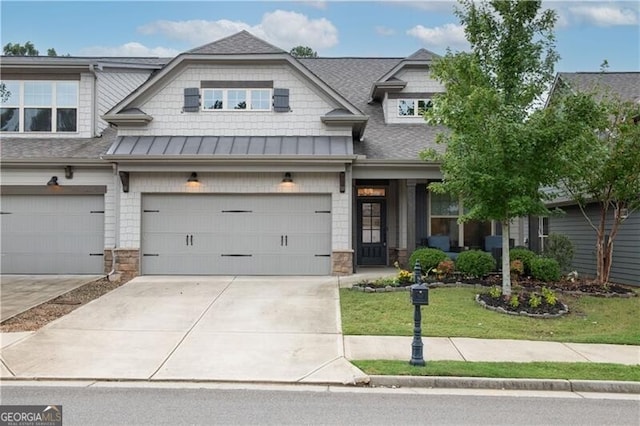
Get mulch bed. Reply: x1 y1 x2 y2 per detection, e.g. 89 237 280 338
476 293 569 318
0 277 130 332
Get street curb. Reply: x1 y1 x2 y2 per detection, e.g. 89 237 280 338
368 376 640 394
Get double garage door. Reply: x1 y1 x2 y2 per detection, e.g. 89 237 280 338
141 194 332 275
1 195 105 274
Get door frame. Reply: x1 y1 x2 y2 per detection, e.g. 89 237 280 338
355 187 388 266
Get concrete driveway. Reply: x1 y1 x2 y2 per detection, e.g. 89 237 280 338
0 276 366 384
0 275 103 322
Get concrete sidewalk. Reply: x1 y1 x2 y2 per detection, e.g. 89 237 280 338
344 336 640 365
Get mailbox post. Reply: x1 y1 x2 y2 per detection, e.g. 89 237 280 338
409 260 428 366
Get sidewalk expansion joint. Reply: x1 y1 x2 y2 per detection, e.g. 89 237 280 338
562 342 593 362
449 338 468 361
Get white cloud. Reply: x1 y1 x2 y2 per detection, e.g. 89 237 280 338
376 26 396 36
568 5 638 26
258 10 338 49
78 42 180 57
407 23 468 50
138 10 338 52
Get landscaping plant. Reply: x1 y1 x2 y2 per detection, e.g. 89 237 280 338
422 0 563 296
543 233 574 273
408 248 448 272
455 250 496 278
531 257 561 282
510 248 537 275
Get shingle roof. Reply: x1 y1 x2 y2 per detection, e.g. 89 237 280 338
188 30 286 55
299 57 444 159
2 32 445 163
558 72 640 103
1 128 116 161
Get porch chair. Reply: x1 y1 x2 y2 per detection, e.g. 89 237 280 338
427 235 459 261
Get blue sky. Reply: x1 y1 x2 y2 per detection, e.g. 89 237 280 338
1 1 638 71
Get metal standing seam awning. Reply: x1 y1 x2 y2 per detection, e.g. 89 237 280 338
105 135 354 158
102 135 356 172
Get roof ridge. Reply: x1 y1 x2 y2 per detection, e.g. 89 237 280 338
188 30 286 55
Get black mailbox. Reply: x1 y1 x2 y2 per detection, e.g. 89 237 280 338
410 283 429 305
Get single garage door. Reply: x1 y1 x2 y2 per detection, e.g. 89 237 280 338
1 195 105 274
141 194 332 275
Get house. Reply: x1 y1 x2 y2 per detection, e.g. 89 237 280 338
532 72 640 286
0 31 527 278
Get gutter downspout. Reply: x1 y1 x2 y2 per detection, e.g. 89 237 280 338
89 63 98 137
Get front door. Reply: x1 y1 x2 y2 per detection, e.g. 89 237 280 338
357 199 386 265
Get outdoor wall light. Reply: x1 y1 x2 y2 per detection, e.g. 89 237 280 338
339 171 346 193
64 165 74 179
187 172 199 184
282 172 293 184
47 176 59 186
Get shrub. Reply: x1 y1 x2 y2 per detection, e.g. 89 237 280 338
509 295 520 309
396 269 413 285
409 248 448 272
543 233 574 273
541 286 558 305
528 293 542 309
510 259 524 276
455 250 496 278
510 248 537 275
488 285 501 299
436 259 455 277
531 257 561 282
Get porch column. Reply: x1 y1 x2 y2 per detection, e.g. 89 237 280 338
406 179 417 254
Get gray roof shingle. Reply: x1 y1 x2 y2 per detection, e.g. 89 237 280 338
1 128 116 161
2 32 445 163
299 57 444 159
558 72 640 103
188 30 286 55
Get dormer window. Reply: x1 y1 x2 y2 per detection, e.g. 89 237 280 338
398 98 433 117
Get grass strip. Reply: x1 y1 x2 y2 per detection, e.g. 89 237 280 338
340 287 640 344
352 360 640 382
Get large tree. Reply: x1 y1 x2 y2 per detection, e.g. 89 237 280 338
3 41 39 56
3 42 66 56
423 0 561 295
552 84 640 285
290 45 317 58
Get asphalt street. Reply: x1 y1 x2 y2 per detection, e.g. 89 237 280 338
1 382 638 425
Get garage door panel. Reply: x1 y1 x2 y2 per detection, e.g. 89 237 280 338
141 194 332 275
1 195 104 274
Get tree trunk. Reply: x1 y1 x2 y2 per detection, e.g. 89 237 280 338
595 209 606 285
502 222 511 296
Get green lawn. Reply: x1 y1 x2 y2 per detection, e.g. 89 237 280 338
352 360 640 382
340 287 640 344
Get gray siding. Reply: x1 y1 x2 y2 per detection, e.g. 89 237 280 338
96 70 153 133
549 204 639 286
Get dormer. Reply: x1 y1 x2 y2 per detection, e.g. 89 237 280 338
369 48 444 124
102 31 368 140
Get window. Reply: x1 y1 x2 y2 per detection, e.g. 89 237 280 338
398 98 433 117
202 88 271 111
0 80 78 133
429 192 492 249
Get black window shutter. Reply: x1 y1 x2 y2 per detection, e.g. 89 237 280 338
183 88 200 112
273 88 290 112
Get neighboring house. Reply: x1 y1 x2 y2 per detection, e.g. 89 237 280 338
531 72 640 286
0 31 526 277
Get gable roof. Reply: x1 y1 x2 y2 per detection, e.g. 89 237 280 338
188 30 286 55
102 32 367 135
